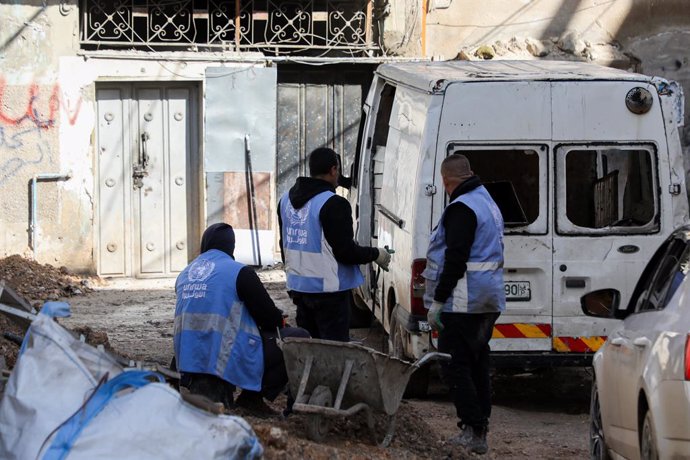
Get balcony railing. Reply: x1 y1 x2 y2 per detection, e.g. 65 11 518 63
80 0 380 56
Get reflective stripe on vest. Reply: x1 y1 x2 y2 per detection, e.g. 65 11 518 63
423 185 506 314
173 250 263 391
280 191 364 293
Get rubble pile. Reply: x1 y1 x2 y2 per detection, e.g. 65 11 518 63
454 33 637 71
0 255 96 368
0 255 95 305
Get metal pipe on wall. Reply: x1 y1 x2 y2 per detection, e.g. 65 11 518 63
30 172 72 260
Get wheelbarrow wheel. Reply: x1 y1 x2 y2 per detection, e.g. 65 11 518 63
306 385 333 442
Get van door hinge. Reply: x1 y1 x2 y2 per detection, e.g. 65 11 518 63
669 183 682 195
424 184 437 196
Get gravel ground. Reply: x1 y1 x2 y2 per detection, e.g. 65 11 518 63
56 268 592 459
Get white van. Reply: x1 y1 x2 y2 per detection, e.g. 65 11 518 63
347 60 688 392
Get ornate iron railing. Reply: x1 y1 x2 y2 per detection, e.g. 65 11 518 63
80 0 379 56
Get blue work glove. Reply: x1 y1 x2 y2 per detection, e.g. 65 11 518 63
427 301 444 332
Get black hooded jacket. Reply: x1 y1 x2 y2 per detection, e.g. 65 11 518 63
199 223 283 331
278 177 379 266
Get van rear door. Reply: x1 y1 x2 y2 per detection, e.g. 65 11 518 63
551 80 669 353
438 81 553 352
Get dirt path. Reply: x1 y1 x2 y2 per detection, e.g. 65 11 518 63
60 270 591 459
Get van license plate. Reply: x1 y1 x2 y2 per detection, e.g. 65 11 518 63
505 281 530 301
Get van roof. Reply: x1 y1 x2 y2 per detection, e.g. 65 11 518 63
376 60 655 93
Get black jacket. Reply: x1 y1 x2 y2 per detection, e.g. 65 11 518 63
433 176 481 303
236 267 284 331
278 177 379 266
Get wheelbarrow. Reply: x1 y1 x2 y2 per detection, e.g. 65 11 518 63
280 337 450 447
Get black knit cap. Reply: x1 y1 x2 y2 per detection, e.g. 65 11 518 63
309 147 339 176
200 223 235 258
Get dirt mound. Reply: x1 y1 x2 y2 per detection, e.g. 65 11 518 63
0 255 95 305
247 397 464 459
0 255 97 368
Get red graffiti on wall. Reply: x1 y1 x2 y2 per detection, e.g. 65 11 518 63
0 78 83 129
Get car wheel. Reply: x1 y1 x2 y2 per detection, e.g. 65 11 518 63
640 410 659 460
389 317 429 398
589 379 610 460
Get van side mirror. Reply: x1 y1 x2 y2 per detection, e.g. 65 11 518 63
580 289 621 318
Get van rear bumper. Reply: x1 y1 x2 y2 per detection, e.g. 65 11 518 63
490 352 594 368
394 307 595 367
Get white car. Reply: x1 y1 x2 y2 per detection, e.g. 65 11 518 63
582 227 690 460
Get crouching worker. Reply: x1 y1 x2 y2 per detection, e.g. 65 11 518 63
174 223 309 413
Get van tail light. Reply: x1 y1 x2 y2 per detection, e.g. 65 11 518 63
410 259 427 316
685 335 690 381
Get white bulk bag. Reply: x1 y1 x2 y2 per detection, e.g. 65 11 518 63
0 303 263 459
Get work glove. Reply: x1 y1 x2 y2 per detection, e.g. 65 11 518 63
427 300 444 332
374 247 392 271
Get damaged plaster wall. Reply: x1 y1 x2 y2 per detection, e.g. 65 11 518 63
627 31 690 148
0 2 93 270
0 1 267 273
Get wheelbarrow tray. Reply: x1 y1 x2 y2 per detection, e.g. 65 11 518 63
281 337 418 416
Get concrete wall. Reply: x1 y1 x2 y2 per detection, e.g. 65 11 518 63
0 1 263 272
1 3 85 267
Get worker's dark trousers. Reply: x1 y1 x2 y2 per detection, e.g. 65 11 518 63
438 311 500 431
180 326 310 406
291 290 351 342
260 326 310 400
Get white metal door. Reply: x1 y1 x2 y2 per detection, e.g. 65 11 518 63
96 84 198 277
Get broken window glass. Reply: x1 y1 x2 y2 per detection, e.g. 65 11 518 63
563 147 657 232
450 147 542 231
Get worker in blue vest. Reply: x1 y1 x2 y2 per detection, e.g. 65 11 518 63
174 223 309 413
424 154 505 455
278 147 392 342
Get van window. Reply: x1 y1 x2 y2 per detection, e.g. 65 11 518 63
557 146 658 234
448 146 546 234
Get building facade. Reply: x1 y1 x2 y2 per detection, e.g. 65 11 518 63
0 0 688 276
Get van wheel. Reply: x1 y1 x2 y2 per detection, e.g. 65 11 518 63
389 317 429 399
589 379 610 460
640 409 658 460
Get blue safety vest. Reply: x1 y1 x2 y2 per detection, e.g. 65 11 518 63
280 191 364 293
174 249 263 391
423 185 506 313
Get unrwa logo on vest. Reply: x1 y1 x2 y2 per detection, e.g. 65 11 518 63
188 259 215 282
288 202 311 226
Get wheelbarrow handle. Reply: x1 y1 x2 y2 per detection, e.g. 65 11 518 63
410 352 451 370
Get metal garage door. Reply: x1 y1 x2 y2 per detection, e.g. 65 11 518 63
276 64 376 199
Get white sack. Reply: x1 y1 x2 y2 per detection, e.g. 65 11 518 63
0 306 263 459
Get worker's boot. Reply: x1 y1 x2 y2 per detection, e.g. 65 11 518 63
447 424 488 455
465 426 488 455
235 390 277 417
447 423 472 446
